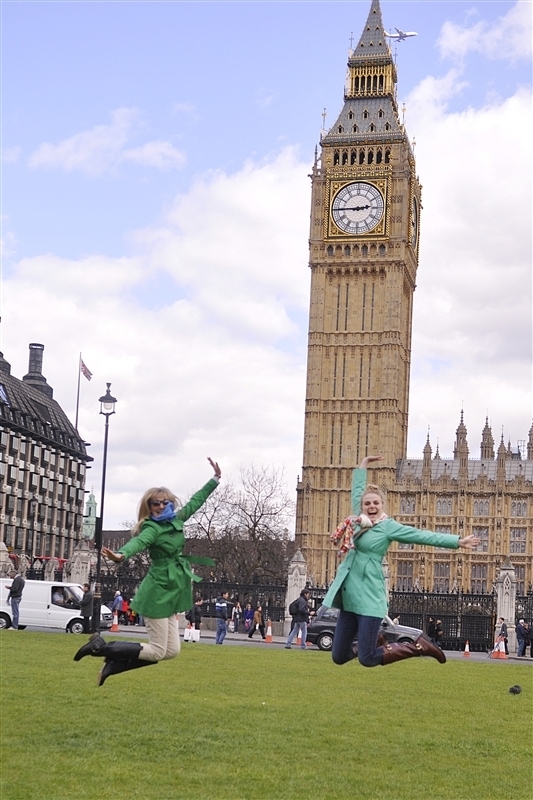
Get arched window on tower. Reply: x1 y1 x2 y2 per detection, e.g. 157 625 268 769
367 150 374 164
352 125 358 134
372 75 378 92
378 109 384 118
369 123 375 132
354 76 360 93
333 150 340 166
327 245 334 257
344 245 351 256
385 123 391 131
376 149 383 164
338 125 344 133
362 244 368 256
385 149 391 163
348 110 354 120
342 150 348 165
350 149 357 164
363 109 369 119
379 244 386 255
359 150 365 165
379 74 384 91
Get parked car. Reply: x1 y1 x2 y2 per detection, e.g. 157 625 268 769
306 605 423 651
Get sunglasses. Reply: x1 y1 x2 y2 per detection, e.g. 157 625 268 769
149 499 171 508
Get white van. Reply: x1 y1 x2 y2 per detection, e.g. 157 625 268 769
0 579 113 633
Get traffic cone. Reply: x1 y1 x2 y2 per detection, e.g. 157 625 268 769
491 637 508 659
110 611 119 632
462 640 471 657
265 619 273 643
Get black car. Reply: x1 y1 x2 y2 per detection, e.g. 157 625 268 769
306 605 423 651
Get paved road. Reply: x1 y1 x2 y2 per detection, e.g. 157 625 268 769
108 624 533 664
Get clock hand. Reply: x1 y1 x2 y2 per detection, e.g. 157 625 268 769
342 204 371 212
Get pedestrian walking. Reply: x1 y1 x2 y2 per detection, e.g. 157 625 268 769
516 619 528 657
232 600 242 633
80 583 94 634
73 457 221 685
215 591 229 644
5 570 25 630
285 590 311 649
323 454 480 669
497 617 509 655
243 603 254 634
191 598 203 631
248 605 266 640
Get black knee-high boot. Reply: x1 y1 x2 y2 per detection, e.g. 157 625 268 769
97 643 157 686
73 633 106 661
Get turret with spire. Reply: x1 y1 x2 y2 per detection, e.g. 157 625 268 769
480 417 495 460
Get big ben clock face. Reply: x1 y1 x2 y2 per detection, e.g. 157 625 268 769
331 182 384 234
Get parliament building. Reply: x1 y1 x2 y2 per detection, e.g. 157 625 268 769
294 0 533 593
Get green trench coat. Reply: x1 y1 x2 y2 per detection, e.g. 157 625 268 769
118 478 218 619
322 469 460 618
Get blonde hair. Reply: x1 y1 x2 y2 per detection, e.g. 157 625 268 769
132 487 179 534
360 483 386 512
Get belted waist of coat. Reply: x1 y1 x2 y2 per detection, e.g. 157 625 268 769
354 551 384 563
152 554 215 584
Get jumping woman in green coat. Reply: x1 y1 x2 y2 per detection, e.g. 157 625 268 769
323 455 480 668
74 457 221 685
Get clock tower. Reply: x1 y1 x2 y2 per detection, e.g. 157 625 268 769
295 0 421 585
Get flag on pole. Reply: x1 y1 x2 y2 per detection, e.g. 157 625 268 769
80 359 92 381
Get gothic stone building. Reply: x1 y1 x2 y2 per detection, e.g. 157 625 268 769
294 0 533 592
0 344 92 562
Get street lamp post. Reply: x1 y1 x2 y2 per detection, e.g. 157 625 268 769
92 383 117 633
29 494 38 565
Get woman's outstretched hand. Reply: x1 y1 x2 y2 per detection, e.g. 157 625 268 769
208 457 222 479
458 535 480 550
359 455 384 468
102 547 124 563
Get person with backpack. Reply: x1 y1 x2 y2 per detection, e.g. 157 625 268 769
284 590 311 649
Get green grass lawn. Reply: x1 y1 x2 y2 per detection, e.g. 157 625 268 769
1 632 531 800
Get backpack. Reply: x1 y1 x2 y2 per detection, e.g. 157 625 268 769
289 599 299 617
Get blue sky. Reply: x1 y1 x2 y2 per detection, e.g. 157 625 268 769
1 0 531 528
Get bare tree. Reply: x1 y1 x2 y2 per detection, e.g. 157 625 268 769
185 465 296 583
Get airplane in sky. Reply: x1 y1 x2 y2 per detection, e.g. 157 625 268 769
384 28 418 42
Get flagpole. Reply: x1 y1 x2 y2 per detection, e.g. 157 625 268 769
75 353 82 429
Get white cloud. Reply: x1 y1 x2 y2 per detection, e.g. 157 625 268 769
27 108 185 175
121 141 185 170
438 1 532 64
406 78 532 456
